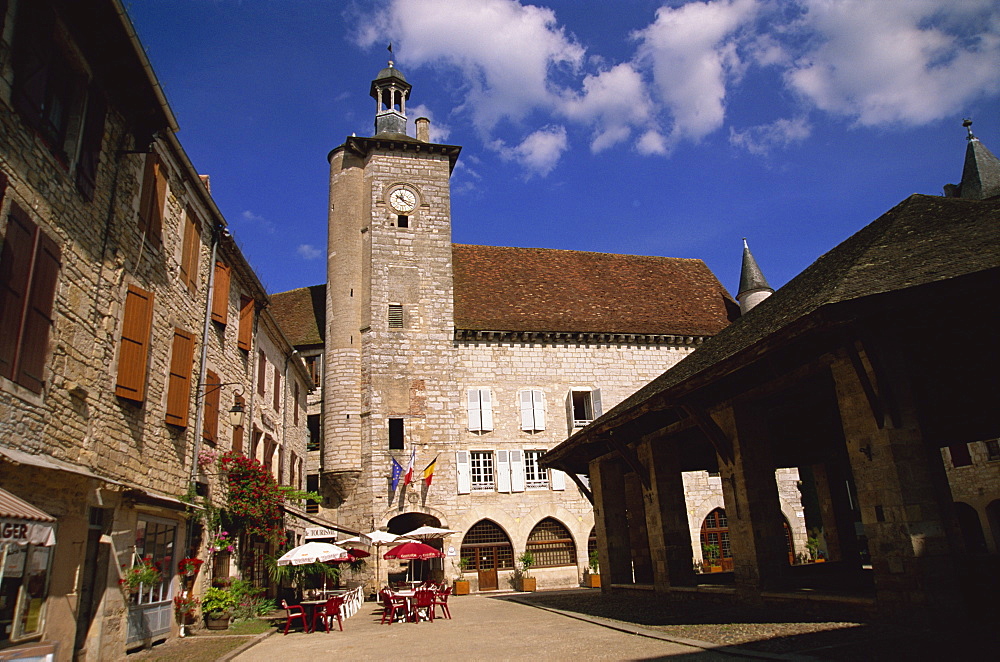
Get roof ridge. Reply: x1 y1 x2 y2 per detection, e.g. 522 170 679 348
452 243 704 262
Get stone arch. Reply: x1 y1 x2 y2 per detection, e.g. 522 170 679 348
521 503 590 549
954 501 988 554
376 502 451 531
778 495 807 560
525 517 577 568
985 499 1000 553
448 504 518 545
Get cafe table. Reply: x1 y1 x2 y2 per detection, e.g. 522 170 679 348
300 593 345 631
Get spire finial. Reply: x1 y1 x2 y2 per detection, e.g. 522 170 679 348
387 43 394 68
963 118 976 141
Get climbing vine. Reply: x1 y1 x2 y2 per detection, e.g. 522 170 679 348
217 451 285 543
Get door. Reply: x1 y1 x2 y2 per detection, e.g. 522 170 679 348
477 547 499 591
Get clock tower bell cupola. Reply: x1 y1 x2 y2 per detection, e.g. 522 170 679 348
370 60 411 136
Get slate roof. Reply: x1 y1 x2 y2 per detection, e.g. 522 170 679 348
269 285 326 347
451 244 735 336
553 193 1000 453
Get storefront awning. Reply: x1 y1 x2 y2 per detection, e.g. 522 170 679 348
0 488 56 547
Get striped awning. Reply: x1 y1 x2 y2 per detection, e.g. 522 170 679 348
0 487 56 547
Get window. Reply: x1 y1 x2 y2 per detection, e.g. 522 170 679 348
700 508 731 561
133 517 176 606
0 535 53 644
203 370 220 443
257 350 266 396
75 84 106 201
165 328 195 427
389 418 404 450
470 451 495 491
567 388 602 428
985 439 1000 462
526 518 576 567
950 442 972 468
238 296 254 351
293 382 300 425
523 450 549 489
466 388 494 432
288 451 297 489
460 520 514 571
1 203 60 393
305 354 322 387
388 303 403 328
211 261 230 324
114 284 154 401
397 215 409 228
519 389 546 431
180 207 201 293
273 365 281 412
138 152 165 247
306 474 320 513
307 414 321 451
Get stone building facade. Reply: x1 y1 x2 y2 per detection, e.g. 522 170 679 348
0 2 309 658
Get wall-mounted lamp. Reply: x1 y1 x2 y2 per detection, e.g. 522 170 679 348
228 401 246 428
859 444 873 461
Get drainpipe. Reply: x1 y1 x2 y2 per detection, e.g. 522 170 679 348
189 226 220 487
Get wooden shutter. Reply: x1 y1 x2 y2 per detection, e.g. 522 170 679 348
519 390 534 431
565 391 575 431
211 261 230 324
273 365 281 412
257 350 266 396
165 327 195 427
0 205 36 381
16 229 59 393
180 208 200 293
203 369 220 442
592 388 603 418
495 450 511 493
115 284 154 401
467 389 481 432
75 85 106 200
238 296 254 350
293 382 299 425
232 393 245 454
550 468 566 491
138 153 164 247
456 451 471 494
480 388 493 431
510 450 525 492
533 390 546 431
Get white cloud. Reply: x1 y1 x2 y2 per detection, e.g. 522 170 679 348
559 63 653 153
494 125 568 176
785 0 1000 126
406 103 451 142
633 0 760 144
297 244 322 260
358 0 584 134
730 116 812 155
636 130 668 156
241 210 275 233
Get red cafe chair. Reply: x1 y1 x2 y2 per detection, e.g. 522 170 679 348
432 586 452 619
412 588 435 623
313 596 344 632
281 599 310 634
380 590 408 625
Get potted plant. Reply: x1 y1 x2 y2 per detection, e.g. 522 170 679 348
119 555 163 596
701 543 722 572
517 551 536 592
201 586 237 630
177 557 204 577
173 593 199 636
453 556 471 596
585 550 601 588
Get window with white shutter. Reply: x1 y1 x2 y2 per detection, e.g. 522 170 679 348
550 469 566 491
496 450 511 493
523 450 549 489
456 451 471 494
567 388 602 429
509 450 525 492
519 389 546 431
466 388 494 432
469 451 495 491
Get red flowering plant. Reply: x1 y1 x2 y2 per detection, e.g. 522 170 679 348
119 555 163 594
173 593 199 621
177 557 204 576
217 451 285 543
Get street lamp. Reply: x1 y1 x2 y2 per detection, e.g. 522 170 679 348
228 401 246 428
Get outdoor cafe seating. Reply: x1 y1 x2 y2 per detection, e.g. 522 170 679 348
379 584 449 624
312 596 344 632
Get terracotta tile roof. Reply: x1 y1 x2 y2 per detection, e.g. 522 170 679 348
452 244 735 336
269 285 325 347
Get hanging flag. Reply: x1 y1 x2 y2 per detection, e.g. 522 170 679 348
387 42 393 55
423 455 439 486
390 456 403 492
403 447 416 486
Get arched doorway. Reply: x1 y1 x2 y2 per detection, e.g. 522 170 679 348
386 512 445 585
986 499 1000 553
954 502 987 554
700 508 732 571
460 520 513 591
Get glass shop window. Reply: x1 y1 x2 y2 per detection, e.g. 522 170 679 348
0 544 52 643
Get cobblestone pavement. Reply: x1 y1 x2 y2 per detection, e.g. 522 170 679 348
231 592 752 662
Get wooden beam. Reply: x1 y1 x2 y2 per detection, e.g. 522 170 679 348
606 433 650 489
566 472 594 505
680 403 734 465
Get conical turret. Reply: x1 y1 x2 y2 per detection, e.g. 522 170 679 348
943 120 1000 200
736 238 773 315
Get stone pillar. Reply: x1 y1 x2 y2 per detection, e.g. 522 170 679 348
639 438 696 590
715 402 788 597
624 471 653 584
591 458 632 585
830 346 965 620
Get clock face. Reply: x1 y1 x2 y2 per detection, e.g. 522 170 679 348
389 187 417 213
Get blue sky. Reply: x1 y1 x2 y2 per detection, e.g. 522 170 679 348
124 0 1000 297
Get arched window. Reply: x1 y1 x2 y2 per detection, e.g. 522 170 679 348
460 520 513 571
526 518 575 567
700 508 731 561
587 526 597 558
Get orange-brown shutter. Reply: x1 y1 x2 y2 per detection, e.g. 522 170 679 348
293 382 299 425
232 393 245 454
273 366 281 412
180 209 200 293
0 205 36 381
115 285 155 401
211 261 230 324
165 327 195 427
203 369 220 442
138 153 164 247
16 229 60 393
238 296 254 350
257 350 266 396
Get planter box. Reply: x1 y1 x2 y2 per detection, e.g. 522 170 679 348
204 616 230 631
518 577 536 592
584 574 601 588
453 579 470 596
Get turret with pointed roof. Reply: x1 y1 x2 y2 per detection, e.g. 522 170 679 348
736 238 773 315
944 120 1000 200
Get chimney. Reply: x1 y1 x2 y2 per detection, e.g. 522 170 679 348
415 117 430 142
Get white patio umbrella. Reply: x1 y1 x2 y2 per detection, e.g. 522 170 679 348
277 542 350 594
360 530 416 590
400 526 457 582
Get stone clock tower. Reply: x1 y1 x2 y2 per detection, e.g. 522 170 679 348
322 62 461 531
